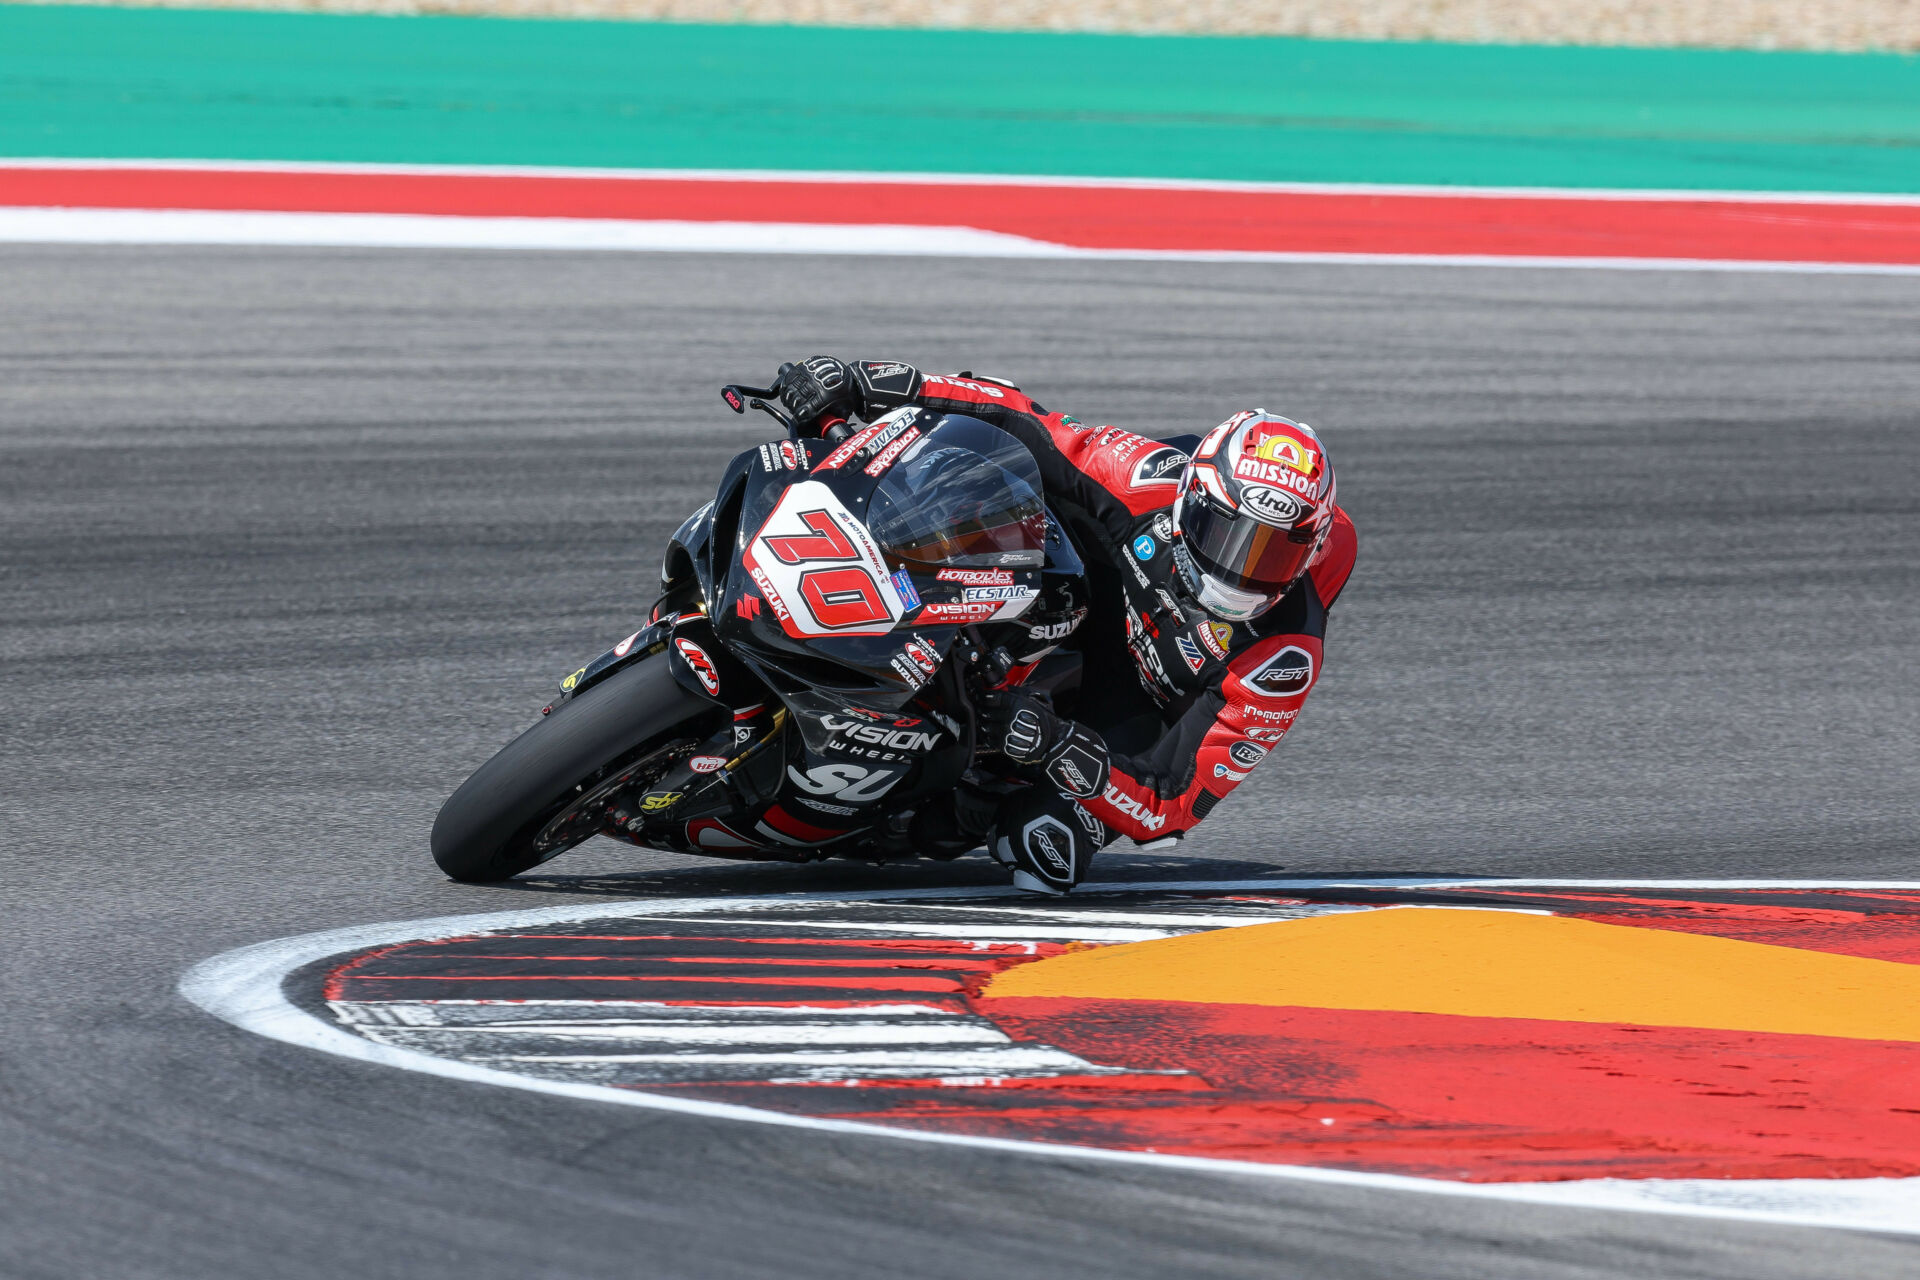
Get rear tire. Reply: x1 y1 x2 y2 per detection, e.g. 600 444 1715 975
430 657 720 882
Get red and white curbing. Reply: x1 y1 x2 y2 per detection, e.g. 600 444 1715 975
181 877 1920 1236
7 160 1920 273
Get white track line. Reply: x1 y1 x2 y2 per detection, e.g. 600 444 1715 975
0 208 1062 257
179 878 1920 1236
5 208 1919 275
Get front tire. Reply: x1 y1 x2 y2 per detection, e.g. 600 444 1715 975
430 657 720 882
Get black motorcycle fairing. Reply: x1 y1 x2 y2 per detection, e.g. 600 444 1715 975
557 619 669 701
662 613 757 709
688 446 763 612
660 499 712 595
710 413 1054 711
527 412 1095 867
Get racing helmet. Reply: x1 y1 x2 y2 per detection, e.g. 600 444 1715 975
1170 410 1337 622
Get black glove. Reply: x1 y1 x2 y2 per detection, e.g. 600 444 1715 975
978 689 1110 801
777 356 924 429
775 356 857 430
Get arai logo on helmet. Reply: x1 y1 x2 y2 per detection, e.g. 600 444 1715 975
1239 486 1305 528
1132 534 1156 561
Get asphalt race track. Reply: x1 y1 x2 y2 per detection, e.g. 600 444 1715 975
4 246 1918 1279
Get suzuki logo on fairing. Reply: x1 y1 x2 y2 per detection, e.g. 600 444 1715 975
819 715 941 753
787 762 902 804
1100 785 1166 832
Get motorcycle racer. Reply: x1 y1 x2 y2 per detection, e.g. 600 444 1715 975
775 356 1357 895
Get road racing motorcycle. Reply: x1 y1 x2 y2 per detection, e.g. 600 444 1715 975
430 378 1092 881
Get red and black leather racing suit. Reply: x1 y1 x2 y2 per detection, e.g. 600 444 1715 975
878 370 1358 845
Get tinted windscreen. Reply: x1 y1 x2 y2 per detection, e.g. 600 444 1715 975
867 416 1047 569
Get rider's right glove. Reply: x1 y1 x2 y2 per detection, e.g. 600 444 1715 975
775 356 858 431
778 356 924 430
977 688 1111 803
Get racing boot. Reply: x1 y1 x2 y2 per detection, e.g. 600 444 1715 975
907 785 998 860
987 787 1109 896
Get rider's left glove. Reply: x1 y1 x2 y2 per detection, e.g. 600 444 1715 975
978 689 1111 802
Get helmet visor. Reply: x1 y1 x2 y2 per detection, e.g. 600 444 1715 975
1182 497 1315 597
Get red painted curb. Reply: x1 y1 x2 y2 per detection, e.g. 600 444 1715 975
316 887 1920 1184
7 165 1920 265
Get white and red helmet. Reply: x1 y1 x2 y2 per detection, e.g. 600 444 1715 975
1171 410 1337 622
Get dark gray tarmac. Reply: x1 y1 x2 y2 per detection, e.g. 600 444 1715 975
3 247 1918 1279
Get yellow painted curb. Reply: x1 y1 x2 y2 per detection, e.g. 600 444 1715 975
983 907 1920 1042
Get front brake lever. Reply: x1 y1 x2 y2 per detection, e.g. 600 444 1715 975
721 383 799 437
750 398 797 434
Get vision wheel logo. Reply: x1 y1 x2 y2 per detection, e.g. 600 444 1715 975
183 881 1920 1233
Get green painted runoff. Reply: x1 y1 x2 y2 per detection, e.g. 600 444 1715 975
4 4 1918 190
